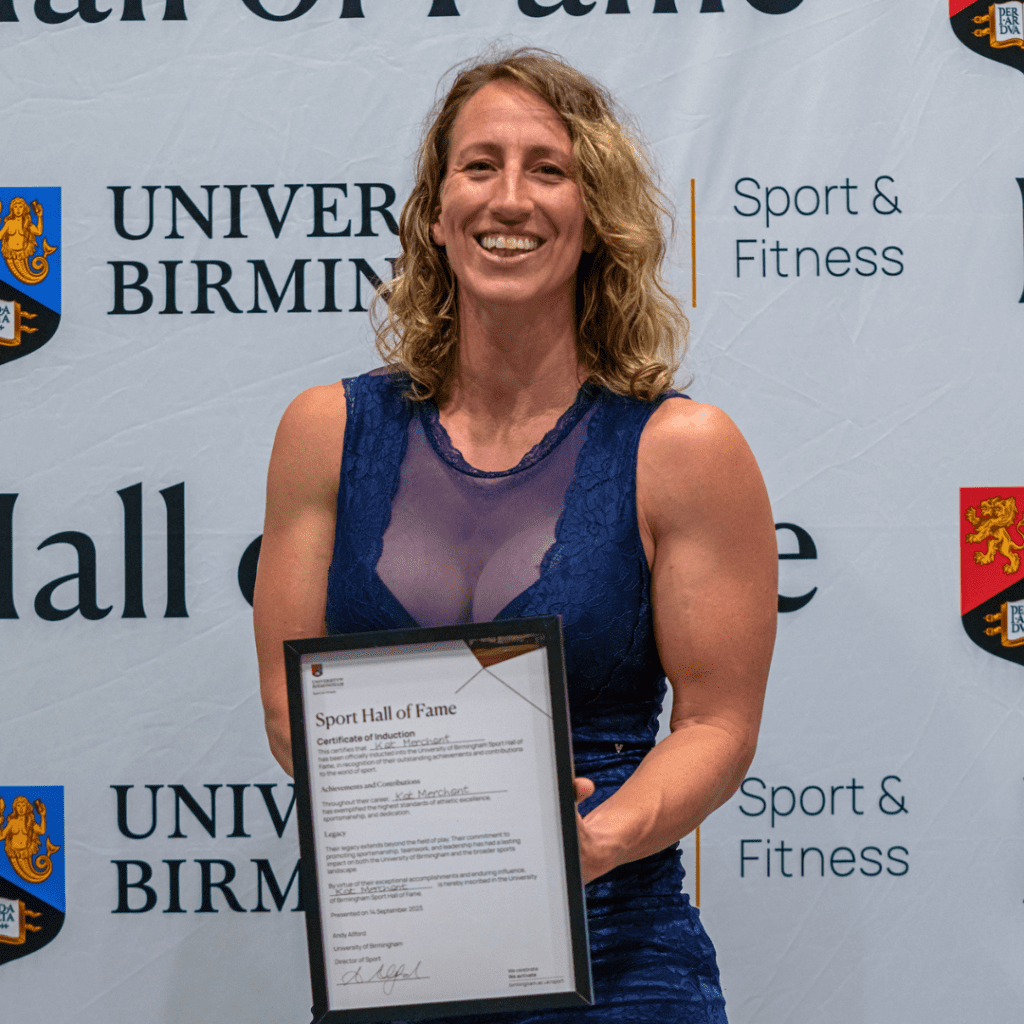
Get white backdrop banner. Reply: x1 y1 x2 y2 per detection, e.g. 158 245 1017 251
2 2 1023 1022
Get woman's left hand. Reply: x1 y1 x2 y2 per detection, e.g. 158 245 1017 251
573 776 606 884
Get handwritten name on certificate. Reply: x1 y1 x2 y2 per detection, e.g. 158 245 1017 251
296 634 582 1014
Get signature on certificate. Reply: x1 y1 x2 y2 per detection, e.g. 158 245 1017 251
340 961 427 996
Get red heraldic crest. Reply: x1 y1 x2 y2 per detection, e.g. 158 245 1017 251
961 487 1024 667
951 1 1024 75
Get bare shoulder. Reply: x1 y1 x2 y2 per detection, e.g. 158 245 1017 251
640 397 744 454
267 381 348 508
639 398 762 498
637 397 771 539
275 380 347 451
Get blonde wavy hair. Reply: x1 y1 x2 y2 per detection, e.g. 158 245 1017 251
374 47 688 401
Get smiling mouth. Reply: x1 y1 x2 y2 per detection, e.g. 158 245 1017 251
477 234 541 253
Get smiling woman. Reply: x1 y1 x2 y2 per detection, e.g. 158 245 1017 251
254 47 777 1023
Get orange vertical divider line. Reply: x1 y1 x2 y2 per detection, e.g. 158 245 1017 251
690 178 697 309
694 824 701 907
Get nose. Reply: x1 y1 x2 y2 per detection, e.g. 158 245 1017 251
489 166 532 224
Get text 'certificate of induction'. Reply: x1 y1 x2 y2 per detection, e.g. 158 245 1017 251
284 616 592 1024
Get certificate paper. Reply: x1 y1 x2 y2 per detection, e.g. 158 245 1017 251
284 617 592 1023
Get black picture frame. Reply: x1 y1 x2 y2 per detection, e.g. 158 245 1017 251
284 616 592 1023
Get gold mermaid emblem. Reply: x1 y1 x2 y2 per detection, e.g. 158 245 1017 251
0 197 58 286
0 796 60 885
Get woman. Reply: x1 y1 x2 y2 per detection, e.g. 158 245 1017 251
255 48 777 1022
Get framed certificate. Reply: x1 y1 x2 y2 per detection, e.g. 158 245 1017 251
284 616 593 1023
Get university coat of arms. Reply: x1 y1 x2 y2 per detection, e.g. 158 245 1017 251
0 187 61 368
951 1 1024 75
960 488 1024 667
0 787 64 964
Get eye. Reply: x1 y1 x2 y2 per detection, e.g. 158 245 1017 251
536 163 567 177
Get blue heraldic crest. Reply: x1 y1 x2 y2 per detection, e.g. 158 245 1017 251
0 787 64 964
0 187 61 367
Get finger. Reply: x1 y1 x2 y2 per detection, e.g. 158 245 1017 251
573 777 595 804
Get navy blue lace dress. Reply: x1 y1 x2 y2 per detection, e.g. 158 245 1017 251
324 372 727 1023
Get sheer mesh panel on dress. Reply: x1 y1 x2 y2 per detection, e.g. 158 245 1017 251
376 386 598 627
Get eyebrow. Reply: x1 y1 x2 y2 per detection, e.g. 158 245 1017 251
453 141 572 164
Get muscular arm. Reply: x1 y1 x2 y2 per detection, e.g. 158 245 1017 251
575 400 777 882
254 383 347 776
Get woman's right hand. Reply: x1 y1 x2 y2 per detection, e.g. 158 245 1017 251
253 383 347 777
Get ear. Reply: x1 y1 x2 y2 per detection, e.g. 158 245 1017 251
582 220 598 254
431 212 447 248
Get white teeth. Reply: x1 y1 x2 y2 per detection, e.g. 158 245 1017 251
480 235 538 251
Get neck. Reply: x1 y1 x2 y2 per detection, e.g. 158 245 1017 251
439 291 586 471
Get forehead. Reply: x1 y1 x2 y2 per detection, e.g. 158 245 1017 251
449 80 571 156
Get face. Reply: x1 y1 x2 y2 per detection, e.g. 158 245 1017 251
431 79 594 318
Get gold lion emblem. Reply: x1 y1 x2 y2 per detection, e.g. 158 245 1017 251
0 196 58 287
964 496 1024 576
0 796 60 885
